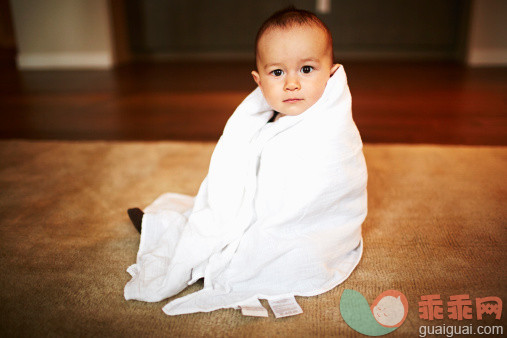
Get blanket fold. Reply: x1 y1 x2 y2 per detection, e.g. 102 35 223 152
124 66 367 315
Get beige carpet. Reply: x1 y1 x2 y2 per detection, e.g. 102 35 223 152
0 140 505 337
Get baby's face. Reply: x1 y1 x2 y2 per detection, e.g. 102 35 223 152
252 24 339 116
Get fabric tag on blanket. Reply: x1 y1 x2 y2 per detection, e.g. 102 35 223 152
268 296 303 318
239 298 269 317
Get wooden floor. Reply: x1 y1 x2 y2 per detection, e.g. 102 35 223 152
0 61 506 145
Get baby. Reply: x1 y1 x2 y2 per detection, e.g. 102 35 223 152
125 7 367 316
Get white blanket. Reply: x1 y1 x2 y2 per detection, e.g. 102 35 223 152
124 66 367 315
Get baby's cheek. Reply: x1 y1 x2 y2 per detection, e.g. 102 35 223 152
309 82 327 104
263 83 281 101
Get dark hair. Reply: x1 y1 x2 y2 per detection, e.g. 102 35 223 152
254 6 334 60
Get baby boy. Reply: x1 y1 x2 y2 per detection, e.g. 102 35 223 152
125 7 367 316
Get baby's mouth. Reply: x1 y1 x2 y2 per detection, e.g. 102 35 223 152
283 98 303 103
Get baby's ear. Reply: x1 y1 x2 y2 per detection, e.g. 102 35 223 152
251 70 261 87
330 64 340 76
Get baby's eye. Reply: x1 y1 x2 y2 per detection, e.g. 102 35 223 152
271 69 284 77
301 65 314 74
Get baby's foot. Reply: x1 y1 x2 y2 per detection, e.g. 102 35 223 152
127 208 144 233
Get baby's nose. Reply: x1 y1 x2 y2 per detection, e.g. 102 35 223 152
284 75 300 91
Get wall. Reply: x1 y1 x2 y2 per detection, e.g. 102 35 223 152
8 0 506 68
10 0 114 69
467 0 507 66
126 0 468 61
0 0 16 50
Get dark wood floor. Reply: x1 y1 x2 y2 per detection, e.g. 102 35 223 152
0 61 506 145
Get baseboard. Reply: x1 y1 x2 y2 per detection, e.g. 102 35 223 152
467 48 507 66
16 52 114 70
